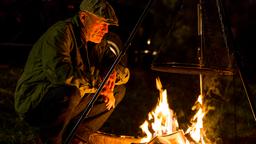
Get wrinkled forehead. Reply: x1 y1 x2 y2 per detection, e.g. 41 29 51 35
87 11 110 25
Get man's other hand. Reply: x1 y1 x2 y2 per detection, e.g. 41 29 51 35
100 71 116 110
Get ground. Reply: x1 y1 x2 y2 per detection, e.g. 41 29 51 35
0 65 256 143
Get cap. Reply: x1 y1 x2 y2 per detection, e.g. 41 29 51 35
80 0 118 26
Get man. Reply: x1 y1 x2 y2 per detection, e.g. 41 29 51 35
14 0 130 143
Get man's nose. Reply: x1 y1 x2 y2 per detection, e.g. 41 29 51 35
102 24 108 33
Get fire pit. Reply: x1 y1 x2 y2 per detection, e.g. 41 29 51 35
86 77 208 144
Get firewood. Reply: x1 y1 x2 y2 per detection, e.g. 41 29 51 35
89 131 143 144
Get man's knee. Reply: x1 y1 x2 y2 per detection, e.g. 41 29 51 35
43 85 81 114
64 85 81 98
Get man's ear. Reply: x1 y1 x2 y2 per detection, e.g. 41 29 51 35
79 11 88 24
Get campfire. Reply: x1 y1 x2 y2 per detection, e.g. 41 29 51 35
139 77 207 144
88 77 209 144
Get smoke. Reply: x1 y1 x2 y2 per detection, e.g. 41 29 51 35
202 74 234 143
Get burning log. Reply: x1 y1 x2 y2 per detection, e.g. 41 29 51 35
88 130 187 144
88 131 143 144
148 130 187 144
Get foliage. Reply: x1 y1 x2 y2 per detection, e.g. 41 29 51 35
0 67 38 144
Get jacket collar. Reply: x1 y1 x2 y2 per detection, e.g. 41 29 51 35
71 15 87 47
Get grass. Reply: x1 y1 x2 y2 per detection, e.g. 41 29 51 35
0 66 38 144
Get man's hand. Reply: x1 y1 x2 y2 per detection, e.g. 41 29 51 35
100 71 116 110
79 86 97 97
101 90 115 110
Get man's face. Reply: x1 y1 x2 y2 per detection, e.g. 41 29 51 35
88 20 109 43
82 12 109 43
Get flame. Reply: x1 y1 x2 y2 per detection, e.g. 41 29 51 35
185 94 205 144
139 77 207 144
140 77 178 143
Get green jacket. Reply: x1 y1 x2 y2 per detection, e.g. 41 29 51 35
14 15 129 116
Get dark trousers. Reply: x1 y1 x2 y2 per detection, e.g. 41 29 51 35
24 85 126 144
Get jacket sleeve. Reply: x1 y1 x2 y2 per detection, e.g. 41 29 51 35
41 22 77 86
98 32 130 85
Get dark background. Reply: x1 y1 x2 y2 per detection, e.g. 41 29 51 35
0 0 255 79
0 0 255 67
0 0 256 143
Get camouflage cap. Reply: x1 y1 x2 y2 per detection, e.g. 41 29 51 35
80 0 118 26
